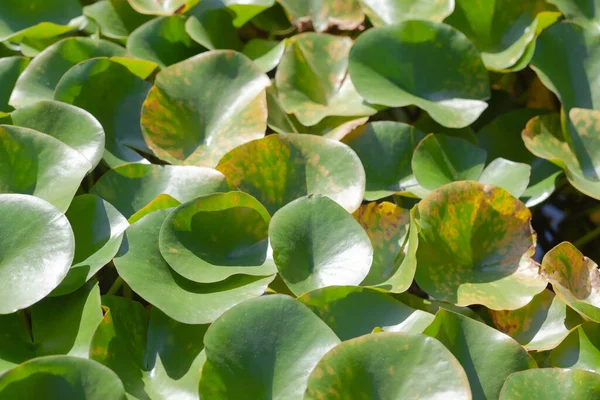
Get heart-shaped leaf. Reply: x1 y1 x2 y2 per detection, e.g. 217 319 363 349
414 181 546 310
499 368 600 400
127 16 204 68
91 296 208 400
549 0 600 34
304 332 472 400
141 50 270 167
549 322 600 373
349 20 490 128
0 281 102 373
343 121 426 200
359 0 454 26
216 133 365 214
424 309 537 400
9 37 127 108
278 0 364 32
489 289 583 351
54 57 153 167
199 294 340 400
91 164 227 219
83 0 152 40
275 33 377 126
269 195 373 296
0 125 90 212
541 242 600 322
159 192 276 283
298 286 434 340
0 57 29 112
114 208 273 324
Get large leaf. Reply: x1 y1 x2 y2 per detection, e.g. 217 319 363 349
0 281 102 373
549 322 600 373
445 0 555 70
83 0 152 40
0 57 29 112
342 121 426 200
216 133 365 214
0 0 82 42
424 309 537 400
304 332 472 400
489 289 583 351
9 37 127 108
199 294 340 400
0 355 125 399
298 286 434 340
499 369 600 400
91 296 207 400
141 50 270 167
358 0 454 26
269 195 372 296
114 209 273 324
91 164 227 218
548 0 600 34
54 195 128 296
541 242 600 322
127 16 204 68
352 202 410 285
159 192 276 283
349 20 490 128
275 33 377 126
53 57 152 167
0 125 90 212
278 0 364 32
414 181 546 310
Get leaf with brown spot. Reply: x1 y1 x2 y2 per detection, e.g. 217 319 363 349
499 368 600 400
278 0 364 32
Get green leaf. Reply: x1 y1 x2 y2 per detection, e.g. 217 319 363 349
352 202 409 285
91 164 228 219
53 195 128 296
53 57 153 167
9 37 127 109
141 50 270 167
0 57 29 112
414 111 478 143
10 100 105 169
113 209 273 324
549 322 600 373
275 33 377 126
298 286 434 340
478 158 531 198
424 309 537 400
159 192 276 283
185 4 242 51
90 296 208 400
548 0 600 35
126 0 198 15
412 134 487 192
199 295 340 400
499 369 600 400
541 242 600 322
221 0 276 27
278 0 364 32
358 0 454 26
349 20 490 128
414 181 546 310
0 281 102 373
242 39 286 73
304 332 472 400
83 0 152 40
394 291 486 322
0 0 82 42
269 195 372 296
445 0 555 70
0 125 90 212
128 194 181 224
127 16 204 68
216 133 366 215
0 355 126 399
489 289 583 351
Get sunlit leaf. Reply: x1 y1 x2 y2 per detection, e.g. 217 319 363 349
359 0 454 26
499 369 600 400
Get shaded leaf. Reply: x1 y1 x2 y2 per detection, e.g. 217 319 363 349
478 158 531 198
548 0 600 35
243 38 286 73
0 57 29 112
549 322 600 373
83 0 152 40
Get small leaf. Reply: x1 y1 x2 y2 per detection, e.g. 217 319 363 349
548 0 600 35
359 0 454 26
278 0 364 32
127 0 198 15
243 39 286 73
0 57 29 112
83 0 152 40
478 158 531 198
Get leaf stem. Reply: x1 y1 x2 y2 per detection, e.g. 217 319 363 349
573 225 600 249
107 276 124 296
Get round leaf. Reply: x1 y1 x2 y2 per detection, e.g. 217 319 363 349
298 286 434 340
9 37 127 109
91 163 228 218
113 208 273 324
358 0 454 26
199 294 340 400
349 20 490 128
499 369 600 400
269 195 373 296
343 121 426 200
549 322 600 373
304 332 472 400
216 133 366 214
159 192 276 283
414 181 546 310
424 309 537 400
141 50 270 167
